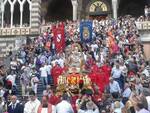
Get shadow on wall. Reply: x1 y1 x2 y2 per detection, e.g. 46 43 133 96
118 0 148 17
45 0 73 21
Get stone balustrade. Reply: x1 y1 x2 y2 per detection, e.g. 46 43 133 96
136 21 150 30
0 27 40 36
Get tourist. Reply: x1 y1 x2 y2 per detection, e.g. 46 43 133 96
40 63 48 87
78 100 99 113
109 77 121 99
0 97 5 113
0 82 5 98
56 93 74 113
31 73 39 94
7 95 24 113
144 5 149 18
20 68 30 96
122 83 132 105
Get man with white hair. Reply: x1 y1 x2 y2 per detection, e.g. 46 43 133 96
122 83 132 105
109 77 121 99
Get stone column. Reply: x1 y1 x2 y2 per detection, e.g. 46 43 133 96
30 0 41 34
71 0 78 21
112 0 118 20
1 2 4 28
10 5 14 28
20 4 23 27
18 0 26 27
29 2 32 27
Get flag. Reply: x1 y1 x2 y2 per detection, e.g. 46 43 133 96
53 23 65 53
80 21 92 43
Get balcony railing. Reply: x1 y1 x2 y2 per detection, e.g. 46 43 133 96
0 27 40 36
136 21 150 30
0 21 150 36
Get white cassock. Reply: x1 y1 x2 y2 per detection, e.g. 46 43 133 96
56 100 74 113
24 99 41 113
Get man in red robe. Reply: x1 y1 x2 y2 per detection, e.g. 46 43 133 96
101 63 112 85
48 89 60 105
51 63 63 85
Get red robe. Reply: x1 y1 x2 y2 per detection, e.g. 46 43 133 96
48 95 60 105
101 65 111 85
51 65 63 85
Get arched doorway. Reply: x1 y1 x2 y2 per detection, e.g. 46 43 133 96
87 0 111 20
118 0 147 17
45 0 72 21
4 1 11 27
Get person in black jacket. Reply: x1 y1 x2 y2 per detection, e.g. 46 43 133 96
7 95 24 113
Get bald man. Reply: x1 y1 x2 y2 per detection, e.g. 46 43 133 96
8 95 24 113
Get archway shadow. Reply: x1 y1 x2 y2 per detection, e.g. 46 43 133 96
118 0 148 17
46 0 72 21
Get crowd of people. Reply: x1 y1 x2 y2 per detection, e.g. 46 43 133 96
0 15 150 113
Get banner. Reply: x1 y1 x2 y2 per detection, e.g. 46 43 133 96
53 23 65 53
80 21 92 43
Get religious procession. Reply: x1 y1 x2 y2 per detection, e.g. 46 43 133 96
0 1 150 112
0 15 149 113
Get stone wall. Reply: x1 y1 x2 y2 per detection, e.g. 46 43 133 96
0 36 26 58
143 43 150 61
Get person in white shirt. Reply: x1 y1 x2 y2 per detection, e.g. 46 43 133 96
10 58 17 71
31 74 39 94
109 77 121 99
145 5 149 17
24 91 41 113
111 101 124 113
37 96 56 113
111 64 122 79
40 64 48 86
146 96 150 111
6 72 16 87
0 83 4 98
119 60 127 77
56 93 74 113
122 83 132 105
78 100 99 113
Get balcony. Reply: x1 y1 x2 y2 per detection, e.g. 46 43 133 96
135 21 150 30
135 21 150 42
0 27 40 36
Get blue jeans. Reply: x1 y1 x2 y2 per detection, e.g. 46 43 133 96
47 74 53 85
41 77 48 86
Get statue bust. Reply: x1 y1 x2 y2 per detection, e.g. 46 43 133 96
67 43 84 73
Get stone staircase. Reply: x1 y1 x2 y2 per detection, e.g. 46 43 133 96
37 80 45 100
15 76 45 101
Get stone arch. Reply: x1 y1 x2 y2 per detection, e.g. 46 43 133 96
23 0 30 26
4 1 11 27
86 0 112 16
13 1 20 26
